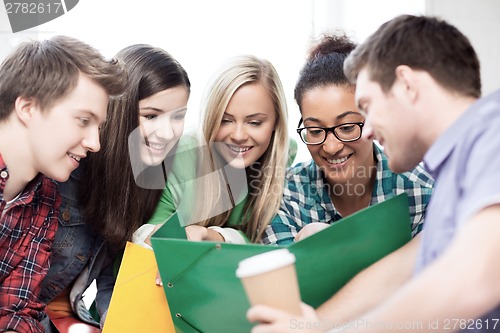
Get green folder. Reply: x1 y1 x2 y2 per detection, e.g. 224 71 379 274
151 193 411 333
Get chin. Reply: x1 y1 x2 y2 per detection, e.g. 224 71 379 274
139 150 166 167
143 158 164 167
217 151 249 170
49 172 71 183
227 160 247 169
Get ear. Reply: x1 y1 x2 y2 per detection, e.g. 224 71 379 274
394 65 418 104
14 96 37 125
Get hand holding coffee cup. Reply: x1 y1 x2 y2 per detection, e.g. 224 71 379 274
236 249 302 316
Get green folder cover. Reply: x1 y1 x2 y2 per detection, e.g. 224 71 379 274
151 193 411 333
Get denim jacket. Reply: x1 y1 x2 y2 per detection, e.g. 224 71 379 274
40 166 116 330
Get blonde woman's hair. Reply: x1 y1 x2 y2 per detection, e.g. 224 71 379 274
194 55 288 242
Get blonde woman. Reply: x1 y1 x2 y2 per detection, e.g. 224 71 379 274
146 55 291 245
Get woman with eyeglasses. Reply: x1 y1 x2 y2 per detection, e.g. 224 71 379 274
261 33 434 245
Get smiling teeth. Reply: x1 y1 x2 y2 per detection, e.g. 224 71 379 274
147 143 166 150
327 156 348 164
228 146 251 153
68 153 81 161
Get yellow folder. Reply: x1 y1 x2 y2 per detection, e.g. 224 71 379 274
151 193 412 332
102 242 175 333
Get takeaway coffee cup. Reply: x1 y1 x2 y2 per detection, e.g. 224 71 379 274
236 249 302 315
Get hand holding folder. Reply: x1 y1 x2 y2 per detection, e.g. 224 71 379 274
151 193 412 332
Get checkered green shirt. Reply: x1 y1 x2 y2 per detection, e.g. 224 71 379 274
262 144 434 245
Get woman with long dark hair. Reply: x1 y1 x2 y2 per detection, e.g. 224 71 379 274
40 44 190 332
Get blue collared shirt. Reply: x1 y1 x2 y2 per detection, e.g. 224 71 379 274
416 90 500 333
417 90 500 269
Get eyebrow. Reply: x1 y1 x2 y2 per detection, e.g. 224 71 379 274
303 111 362 124
337 111 362 119
356 101 369 117
223 112 268 119
139 106 188 113
80 109 106 125
357 98 366 111
139 106 163 113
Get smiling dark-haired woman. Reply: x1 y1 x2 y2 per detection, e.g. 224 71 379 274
40 44 191 333
262 33 434 245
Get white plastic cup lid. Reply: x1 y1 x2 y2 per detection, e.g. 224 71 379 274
236 249 296 278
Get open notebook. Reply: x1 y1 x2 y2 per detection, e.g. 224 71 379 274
149 193 412 332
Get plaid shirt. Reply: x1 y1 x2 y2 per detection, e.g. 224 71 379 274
0 153 61 333
262 144 434 245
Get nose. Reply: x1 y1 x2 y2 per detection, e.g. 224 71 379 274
322 131 344 155
82 132 100 153
361 119 375 141
230 124 248 142
82 125 101 153
154 116 175 141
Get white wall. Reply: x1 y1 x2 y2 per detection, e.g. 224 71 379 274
426 0 500 95
312 0 425 42
0 0 426 164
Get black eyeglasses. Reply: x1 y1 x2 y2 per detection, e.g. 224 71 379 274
297 119 364 145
